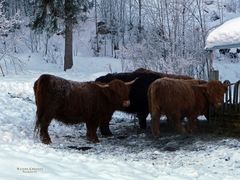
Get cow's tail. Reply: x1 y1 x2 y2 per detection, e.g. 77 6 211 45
33 75 50 136
148 84 161 114
147 85 153 114
148 84 161 137
33 79 40 136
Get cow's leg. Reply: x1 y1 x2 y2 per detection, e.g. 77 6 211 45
86 122 99 143
171 113 185 133
204 110 209 121
35 106 53 144
39 116 52 144
166 116 174 129
187 116 198 133
99 122 113 136
150 112 161 137
99 115 113 136
137 112 148 129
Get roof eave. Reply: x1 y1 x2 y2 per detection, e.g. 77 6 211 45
205 43 240 50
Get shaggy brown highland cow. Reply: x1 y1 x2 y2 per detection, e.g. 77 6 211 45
148 78 227 136
34 74 134 144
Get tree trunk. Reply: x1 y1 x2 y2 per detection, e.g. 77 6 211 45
64 16 73 71
94 0 99 54
137 0 142 43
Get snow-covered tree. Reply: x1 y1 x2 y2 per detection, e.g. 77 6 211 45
0 1 23 76
31 0 93 71
0 1 19 36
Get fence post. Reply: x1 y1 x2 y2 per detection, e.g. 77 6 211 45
209 70 219 81
208 69 220 126
206 50 214 80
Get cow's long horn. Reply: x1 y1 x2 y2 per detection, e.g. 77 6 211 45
227 83 235 86
125 78 138 85
96 83 109 88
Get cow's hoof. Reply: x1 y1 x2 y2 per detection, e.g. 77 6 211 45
186 127 193 133
186 125 195 134
151 126 160 137
41 137 52 144
92 139 100 143
139 122 147 130
153 134 160 138
100 126 113 137
179 127 187 134
140 125 147 130
101 132 113 137
152 130 160 138
87 136 100 143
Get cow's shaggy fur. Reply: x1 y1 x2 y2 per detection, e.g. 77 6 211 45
148 78 228 136
34 74 132 144
95 68 193 134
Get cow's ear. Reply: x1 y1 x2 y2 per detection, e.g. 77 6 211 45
198 80 207 84
192 84 208 94
224 84 229 91
96 83 109 88
125 78 138 86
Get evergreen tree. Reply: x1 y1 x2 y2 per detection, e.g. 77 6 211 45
0 1 17 36
31 0 92 71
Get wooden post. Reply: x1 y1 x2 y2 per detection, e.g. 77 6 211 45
206 50 213 80
209 50 214 71
209 70 219 81
206 50 219 81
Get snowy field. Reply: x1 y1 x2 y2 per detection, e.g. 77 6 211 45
1 55 240 179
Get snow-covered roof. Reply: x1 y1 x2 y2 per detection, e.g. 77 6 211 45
205 17 240 50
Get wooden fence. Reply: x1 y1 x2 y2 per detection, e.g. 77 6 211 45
209 80 240 134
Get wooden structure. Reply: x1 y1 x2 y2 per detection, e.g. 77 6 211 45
203 18 240 134
209 80 240 135
206 50 219 81
209 69 219 81
205 17 240 81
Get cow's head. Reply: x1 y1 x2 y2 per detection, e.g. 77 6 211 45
96 79 136 108
95 73 116 83
193 81 228 108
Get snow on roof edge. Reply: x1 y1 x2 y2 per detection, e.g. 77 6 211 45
205 17 240 50
205 43 240 50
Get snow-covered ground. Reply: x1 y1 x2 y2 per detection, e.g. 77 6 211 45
214 59 240 82
1 55 240 180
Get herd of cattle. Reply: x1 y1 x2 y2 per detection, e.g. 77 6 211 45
33 68 228 144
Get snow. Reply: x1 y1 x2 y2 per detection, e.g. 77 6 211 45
1 54 240 179
214 60 240 82
205 17 240 50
